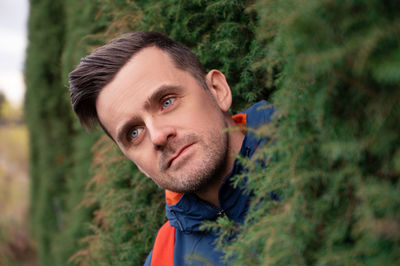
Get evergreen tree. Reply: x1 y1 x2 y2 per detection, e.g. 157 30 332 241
66 0 265 264
25 0 399 265
213 0 400 265
24 0 72 265
51 1 106 264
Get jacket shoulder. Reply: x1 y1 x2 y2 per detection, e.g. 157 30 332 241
244 100 275 129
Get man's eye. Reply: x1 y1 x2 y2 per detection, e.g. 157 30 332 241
162 97 176 109
129 127 143 140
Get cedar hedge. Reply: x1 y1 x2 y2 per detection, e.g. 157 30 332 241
25 0 399 265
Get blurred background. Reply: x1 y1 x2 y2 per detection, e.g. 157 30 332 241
0 0 35 265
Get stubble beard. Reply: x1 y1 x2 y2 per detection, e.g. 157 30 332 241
153 125 230 194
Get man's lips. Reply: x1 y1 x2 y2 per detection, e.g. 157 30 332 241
167 143 194 168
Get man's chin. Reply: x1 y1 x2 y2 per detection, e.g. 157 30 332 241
158 170 219 194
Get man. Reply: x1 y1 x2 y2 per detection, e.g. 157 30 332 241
69 31 274 265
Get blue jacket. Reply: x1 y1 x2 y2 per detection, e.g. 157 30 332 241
145 101 274 266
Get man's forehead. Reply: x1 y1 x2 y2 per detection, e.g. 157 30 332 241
95 46 190 137
96 47 174 106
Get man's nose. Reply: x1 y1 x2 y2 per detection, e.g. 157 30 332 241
147 120 176 149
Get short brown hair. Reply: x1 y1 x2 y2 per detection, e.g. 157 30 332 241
69 31 207 130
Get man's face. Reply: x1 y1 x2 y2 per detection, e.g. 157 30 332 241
96 47 232 193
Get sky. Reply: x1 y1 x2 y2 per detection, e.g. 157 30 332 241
0 0 28 107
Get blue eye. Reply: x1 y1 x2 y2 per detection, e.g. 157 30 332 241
129 127 143 140
162 97 175 108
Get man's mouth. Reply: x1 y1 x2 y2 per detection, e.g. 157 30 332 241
167 143 194 168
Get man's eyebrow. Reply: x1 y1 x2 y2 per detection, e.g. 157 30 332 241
116 85 183 144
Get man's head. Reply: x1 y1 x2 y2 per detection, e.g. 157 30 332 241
69 31 242 194
69 31 208 130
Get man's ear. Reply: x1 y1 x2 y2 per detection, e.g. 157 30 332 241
205 70 232 112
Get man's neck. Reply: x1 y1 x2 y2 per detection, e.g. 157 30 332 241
195 119 245 208
196 180 223 208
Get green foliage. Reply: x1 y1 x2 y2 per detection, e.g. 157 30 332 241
69 137 165 265
92 0 272 112
24 0 73 265
51 1 107 264
211 0 400 265
25 0 399 265
54 1 268 264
